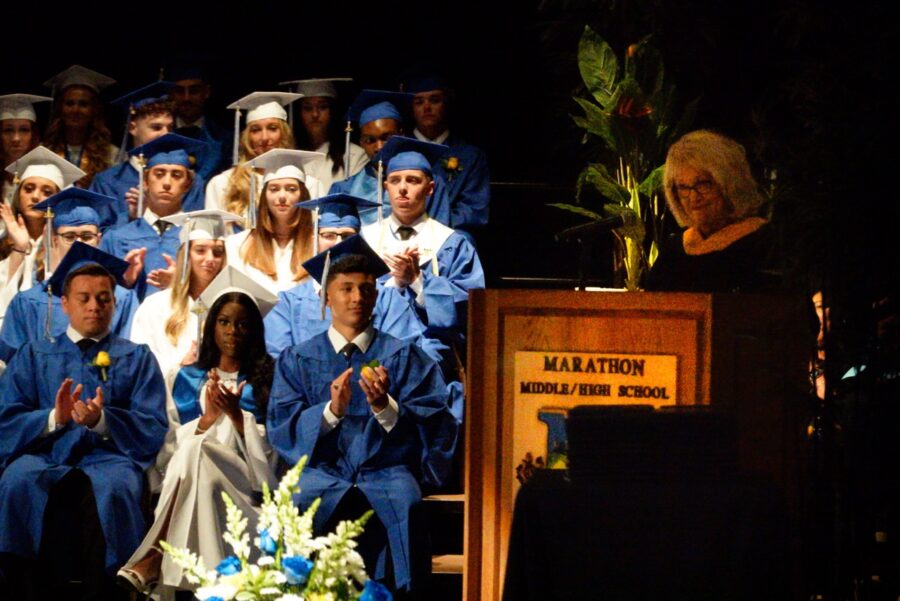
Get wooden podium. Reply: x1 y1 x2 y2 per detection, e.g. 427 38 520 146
462 289 808 601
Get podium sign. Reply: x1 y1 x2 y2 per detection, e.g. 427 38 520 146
463 290 806 601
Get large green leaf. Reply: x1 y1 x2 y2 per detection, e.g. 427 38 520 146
578 26 618 109
572 97 616 149
638 165 665 197
578 163 630 204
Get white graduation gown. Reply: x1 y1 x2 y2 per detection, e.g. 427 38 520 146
127 367 276 594
129 288 200 379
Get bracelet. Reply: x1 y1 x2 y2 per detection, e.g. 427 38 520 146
11 245 28 254
196 425 208 434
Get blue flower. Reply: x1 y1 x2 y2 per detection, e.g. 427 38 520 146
215 555 241 575
282 555 314 585
258 528 277 555
359 579 393 601
206 598 225 601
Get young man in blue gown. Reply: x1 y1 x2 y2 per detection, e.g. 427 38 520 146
267 235 458 596
0 246 167 600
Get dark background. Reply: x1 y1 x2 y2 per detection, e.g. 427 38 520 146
3 0 896 294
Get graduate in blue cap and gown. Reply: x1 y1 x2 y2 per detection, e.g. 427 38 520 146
1 145 86 302
100 133 205 297
267 235 458 594
264 193 448 366
404 73 490 232
328 90 412 214
0 190 141 363
90 87 208 226
361 143 484 422
0 244 167 598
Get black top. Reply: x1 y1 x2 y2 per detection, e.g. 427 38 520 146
645 224 780 293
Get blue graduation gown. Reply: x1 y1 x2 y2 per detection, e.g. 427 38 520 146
0 335 167 572
427 133 490 232
267 330 457 590
329 163 380 204
263 280 448 362
183 120 231 180
382 229 484 348
89 162 206 226
99 219 183 297
0 282 139 363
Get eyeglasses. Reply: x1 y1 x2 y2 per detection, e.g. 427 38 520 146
319 231 355 242
57 232 99 244
675 179 716 198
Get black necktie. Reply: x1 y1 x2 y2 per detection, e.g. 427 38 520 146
341 343 358 361
397 225 416 241
156 220 170 236
77 338 96 353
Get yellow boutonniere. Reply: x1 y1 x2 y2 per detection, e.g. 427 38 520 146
91 351 111 381
441 156 463 180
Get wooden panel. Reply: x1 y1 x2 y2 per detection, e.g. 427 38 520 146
432 554 465 574
464 289 806 601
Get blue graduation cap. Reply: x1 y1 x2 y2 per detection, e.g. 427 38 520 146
341 90 413 185
375 135 447 178
401 73 449 94
296 193 379 252
111 81 175 159
129 132 205 168
128 133 207 216
33 188 117 230
112 81 174 113
346 90 412 127
302 234 388 318
47 241 128 297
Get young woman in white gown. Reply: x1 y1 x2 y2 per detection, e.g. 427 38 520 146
224 149 322 293
118 274 277 596
129 210 236 378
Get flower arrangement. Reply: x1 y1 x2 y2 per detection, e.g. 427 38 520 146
160 456 392 601
91 350 111 381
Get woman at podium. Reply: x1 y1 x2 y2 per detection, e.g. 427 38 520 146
647 130 779 293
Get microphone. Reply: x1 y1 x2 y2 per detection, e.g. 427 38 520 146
555 212 639 243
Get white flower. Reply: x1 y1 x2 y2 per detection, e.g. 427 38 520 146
275 595 304 601
258 555 275 566
196 583 238 600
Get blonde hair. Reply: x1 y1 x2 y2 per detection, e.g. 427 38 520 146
164 241 227 345
663 130 766 228
12 179 60 281
223 120 296 218
239 180 313 283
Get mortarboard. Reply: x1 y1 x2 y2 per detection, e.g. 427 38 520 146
43 65 116 95
128 133 207 217
376 135 447 178
47 241 128 297
296 193 378 253
243 149 324 230
111 81 175 160
33 188 117 231
302 233 388 319
196 265 279 344
5 146 85 190
226 92 303 166
0 93 52 122
162 209 242 286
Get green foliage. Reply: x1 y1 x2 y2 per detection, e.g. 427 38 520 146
560 25 696 288
578 26 618 108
